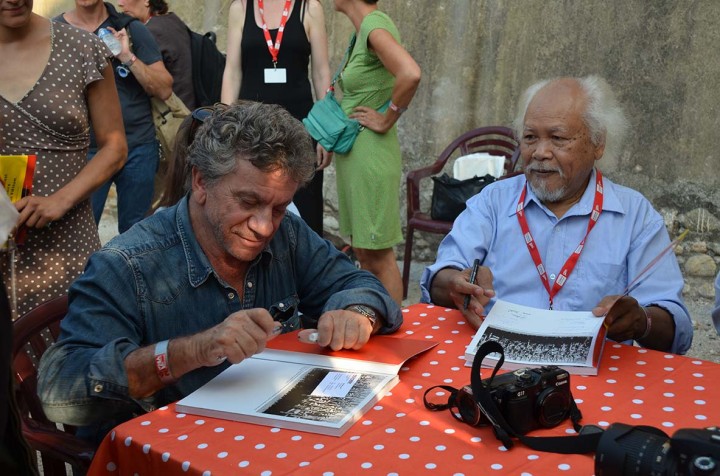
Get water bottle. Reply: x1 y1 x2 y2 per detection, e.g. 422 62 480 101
98 28 121 56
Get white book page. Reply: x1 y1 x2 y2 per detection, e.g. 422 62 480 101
177 357 395 431
466 300 605 368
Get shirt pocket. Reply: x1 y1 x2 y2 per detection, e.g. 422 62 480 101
570 260 627 309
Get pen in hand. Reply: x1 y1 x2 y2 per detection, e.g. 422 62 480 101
463 259 481 311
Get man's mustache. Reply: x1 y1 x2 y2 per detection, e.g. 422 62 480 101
525 163 563 175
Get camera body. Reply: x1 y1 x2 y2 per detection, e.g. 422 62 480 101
456 365 571 435
595 423 720 476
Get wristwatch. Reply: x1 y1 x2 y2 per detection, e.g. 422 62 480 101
346 304 379 329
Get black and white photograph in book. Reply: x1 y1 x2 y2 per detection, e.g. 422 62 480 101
475 327 593 366
260 368 387 424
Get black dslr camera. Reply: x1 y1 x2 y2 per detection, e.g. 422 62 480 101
595 423 720 476
456 365 572 435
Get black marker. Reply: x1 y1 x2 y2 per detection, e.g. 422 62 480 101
463 259 480 310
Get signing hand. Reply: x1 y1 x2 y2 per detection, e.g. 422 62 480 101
593 295 648 342
349 106 392 134
449 266 495 329
298 308 374 351
193 308 280 367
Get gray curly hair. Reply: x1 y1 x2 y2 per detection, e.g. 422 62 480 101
513 76 629 163
187 101 316 187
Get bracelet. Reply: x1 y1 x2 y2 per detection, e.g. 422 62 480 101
154 340 176 384
638 306 652 340
388 101 408 115
122 54 137 68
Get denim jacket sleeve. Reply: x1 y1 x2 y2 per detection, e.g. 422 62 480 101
283 214 402 333
38 248 152 426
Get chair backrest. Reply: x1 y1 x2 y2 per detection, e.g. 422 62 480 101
12 294 95 474
12 295 67 426
439 126 519 177
406 126 519 223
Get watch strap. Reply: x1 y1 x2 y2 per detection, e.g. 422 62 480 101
346 304 379 329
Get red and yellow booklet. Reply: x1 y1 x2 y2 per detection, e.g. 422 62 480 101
0 155 37 245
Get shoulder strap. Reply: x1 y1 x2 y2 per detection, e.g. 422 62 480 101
330 33 356 88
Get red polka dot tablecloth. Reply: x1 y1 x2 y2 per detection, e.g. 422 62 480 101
88 304 720 475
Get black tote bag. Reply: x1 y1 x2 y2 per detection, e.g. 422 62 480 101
430 173 496 222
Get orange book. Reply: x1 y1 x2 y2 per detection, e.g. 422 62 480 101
0 155 37 245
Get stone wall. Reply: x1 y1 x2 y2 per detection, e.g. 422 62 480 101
36 0 720 296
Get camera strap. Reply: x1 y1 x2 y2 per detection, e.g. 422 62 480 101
472 341 602 453
423 341 604 454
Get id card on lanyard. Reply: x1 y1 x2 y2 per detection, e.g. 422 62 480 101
258 0 291 84
516 169 604 309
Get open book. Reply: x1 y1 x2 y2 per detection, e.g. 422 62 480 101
465 300 607 375
177 333 437 436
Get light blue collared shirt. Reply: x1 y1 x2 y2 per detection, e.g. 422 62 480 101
421 169 692 354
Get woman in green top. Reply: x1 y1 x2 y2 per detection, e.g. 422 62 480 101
333 0 420 305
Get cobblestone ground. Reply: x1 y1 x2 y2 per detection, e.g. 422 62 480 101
98 188 719 364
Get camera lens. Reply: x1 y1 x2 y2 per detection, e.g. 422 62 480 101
595 423 676 476
536 387 570 428
457 390 483 426
690 455 717 475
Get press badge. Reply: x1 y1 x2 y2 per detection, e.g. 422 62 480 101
264 68 287 84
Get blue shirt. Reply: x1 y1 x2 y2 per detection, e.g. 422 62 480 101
420 169 692 354
55 3 163 148
38 197 402 426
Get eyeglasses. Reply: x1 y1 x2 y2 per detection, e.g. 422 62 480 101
191 106 214 123
187 103 228 147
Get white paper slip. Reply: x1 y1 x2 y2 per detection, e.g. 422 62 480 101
311 372 360 398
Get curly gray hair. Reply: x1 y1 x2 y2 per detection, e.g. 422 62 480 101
187 101 316 187
513 76 629 163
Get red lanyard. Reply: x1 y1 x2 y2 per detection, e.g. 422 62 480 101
257 0 293 67
516 169 604 309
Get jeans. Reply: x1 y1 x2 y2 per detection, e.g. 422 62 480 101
90 141 159 234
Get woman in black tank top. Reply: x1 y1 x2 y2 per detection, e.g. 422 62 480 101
221 0 331 235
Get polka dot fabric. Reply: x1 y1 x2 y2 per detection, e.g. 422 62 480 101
88 304 720 475
0 21 110 317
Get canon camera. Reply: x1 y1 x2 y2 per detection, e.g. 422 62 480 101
456 365 572 435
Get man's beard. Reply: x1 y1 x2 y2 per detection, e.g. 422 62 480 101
525 163 567 203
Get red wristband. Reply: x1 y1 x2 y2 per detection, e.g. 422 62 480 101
154 340 175 384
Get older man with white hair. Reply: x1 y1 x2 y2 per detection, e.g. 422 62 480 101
421 76 692 355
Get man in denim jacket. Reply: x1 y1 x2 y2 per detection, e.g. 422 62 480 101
38 102 402 444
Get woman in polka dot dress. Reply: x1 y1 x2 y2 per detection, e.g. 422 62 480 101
0 0 127 318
